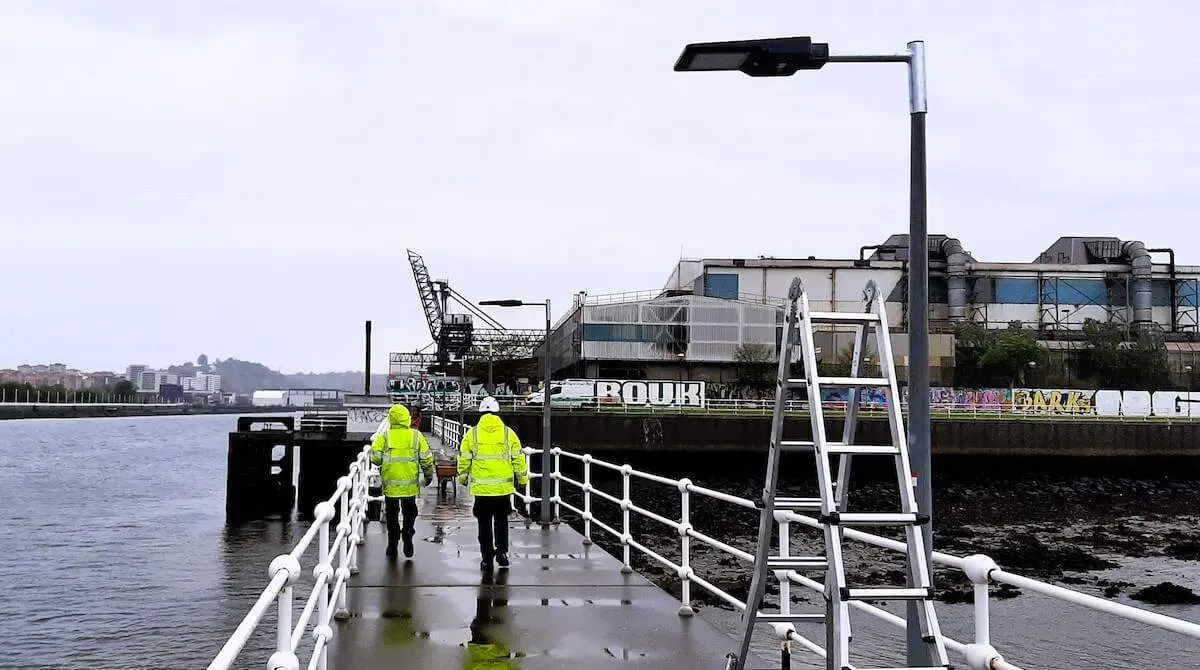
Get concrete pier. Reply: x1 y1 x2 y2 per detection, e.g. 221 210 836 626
329 473 767 667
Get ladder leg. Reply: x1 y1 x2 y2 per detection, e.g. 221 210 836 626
834 288 875 513
871 281 950 666
729 284 802 670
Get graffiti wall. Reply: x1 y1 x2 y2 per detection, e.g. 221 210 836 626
806 385 1197 418
1010 388 1096 415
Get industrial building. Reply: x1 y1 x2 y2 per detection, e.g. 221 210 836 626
540 235 1200 385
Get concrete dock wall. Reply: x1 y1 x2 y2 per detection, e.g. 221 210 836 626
0 404 292 421
448 412 1200 457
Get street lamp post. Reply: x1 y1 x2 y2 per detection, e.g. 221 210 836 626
673 35 933 667
458 354 466 432
1187 365 1194 418
480 298 553 525
485 342 495 395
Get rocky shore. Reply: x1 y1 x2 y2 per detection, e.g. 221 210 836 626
557 458 1200 613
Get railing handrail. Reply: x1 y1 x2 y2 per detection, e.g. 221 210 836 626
430 416 1200 670
208 444 380 670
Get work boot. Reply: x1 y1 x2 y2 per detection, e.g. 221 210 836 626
402 534 414 559
496 553 509 568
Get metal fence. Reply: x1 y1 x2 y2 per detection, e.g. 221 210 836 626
213 417 1200 670
429 416 1200 670
207 446 379 670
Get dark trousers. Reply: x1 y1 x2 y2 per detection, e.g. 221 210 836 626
473 495 511 560
385 496 418 550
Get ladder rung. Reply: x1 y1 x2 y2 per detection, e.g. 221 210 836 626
818 512 930 526
754 612 825 623
767 556 828 571
773 497 823 511
830 444 899 456
779 441 899 456
816 376 890 388
805 311 880 324
841 587 933 601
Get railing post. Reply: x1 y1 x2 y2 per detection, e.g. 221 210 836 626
777 517 790 618
582 455 593 545
334 476 352 620
313 501 333 670
267 554 301 670
677 478 694 616
962 553 1002 667
552 447 562 521
620 464 633 574
348 464 363 574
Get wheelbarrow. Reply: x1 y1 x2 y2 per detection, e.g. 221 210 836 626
436 461 458 498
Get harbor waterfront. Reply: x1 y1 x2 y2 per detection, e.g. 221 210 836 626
3 414 1199 669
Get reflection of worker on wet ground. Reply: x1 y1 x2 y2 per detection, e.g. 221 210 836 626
465 570 517 668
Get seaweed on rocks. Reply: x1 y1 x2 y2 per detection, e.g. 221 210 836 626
1131 582 1200 605
1164 541 1200 561
986 533 1119 577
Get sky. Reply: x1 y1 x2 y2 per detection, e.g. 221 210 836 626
2 1 1198 374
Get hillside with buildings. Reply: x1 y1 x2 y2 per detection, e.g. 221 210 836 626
1 356 388 405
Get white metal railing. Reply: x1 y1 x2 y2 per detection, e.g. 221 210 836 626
431 415 1200 670
208 444 383 670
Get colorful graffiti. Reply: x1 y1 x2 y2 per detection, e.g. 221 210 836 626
930 387 1011 411
1010 388 1096 415
820 388 889 407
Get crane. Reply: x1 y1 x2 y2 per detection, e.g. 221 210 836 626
405 249 547 365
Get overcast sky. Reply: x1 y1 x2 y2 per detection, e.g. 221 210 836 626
2 1 1197 374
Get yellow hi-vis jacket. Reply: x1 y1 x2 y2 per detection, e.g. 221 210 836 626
456 413 528 497
370 404 434 498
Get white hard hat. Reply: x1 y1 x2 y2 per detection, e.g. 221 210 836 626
478 396 500 413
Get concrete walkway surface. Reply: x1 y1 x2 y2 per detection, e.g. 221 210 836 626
328 447 772 668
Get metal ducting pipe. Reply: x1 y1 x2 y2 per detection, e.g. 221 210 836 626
1148 248 1176 332
1123 240 1153 325
941 237 969 321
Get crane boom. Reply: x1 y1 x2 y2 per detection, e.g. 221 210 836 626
407 249 444 341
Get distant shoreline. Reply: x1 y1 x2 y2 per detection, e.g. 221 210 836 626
0 404 298 421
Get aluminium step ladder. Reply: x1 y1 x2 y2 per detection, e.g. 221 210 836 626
725 277 949 670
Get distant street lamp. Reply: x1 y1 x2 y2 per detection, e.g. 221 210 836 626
1187 365 1194 418
479 298 553 525
674 34 934 667
484 341 495 395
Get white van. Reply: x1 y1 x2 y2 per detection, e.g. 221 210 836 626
524 379 598 408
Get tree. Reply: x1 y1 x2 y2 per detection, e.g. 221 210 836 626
978 323 1043 386
463 336 540 389
197 354 209 366
113 380 138 399
1079 319 1169 389
953 321 1042 387
733 343 775 391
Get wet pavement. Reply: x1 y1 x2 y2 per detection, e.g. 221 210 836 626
328 483 770 668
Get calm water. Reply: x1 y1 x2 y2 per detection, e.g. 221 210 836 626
1 415 1198 669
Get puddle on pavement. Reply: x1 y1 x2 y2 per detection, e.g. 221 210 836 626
379 607 659 662
506 597 633 607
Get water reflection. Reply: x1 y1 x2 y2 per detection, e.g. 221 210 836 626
466 570 518 667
